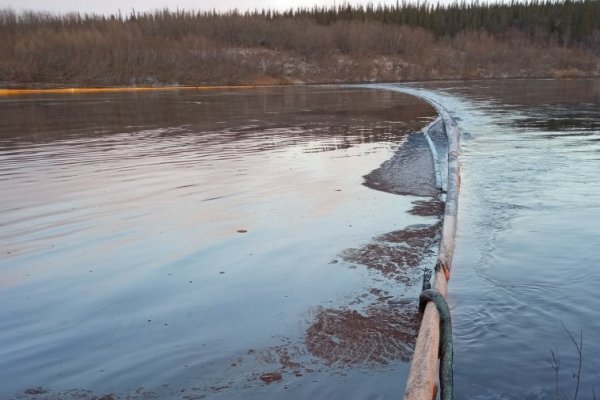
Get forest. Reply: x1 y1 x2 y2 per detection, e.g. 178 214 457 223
1 0 599 86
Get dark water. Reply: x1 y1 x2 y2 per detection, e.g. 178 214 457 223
381 79 600 399
0 87 439 399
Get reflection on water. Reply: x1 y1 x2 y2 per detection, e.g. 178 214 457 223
0 87 437 399
397 79 600 399
0 87 432 145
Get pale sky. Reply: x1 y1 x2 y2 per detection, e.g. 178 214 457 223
0 0 441 14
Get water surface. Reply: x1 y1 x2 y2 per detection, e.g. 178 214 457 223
0 87 438 399
394 79 600 399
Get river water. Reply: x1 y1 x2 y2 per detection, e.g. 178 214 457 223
0 87 441 399
393 79 599 399
2 80 598 400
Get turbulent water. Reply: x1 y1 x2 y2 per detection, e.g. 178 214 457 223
0 87 441 399
383 79 599 400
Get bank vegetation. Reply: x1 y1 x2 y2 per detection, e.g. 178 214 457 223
1 0 599 86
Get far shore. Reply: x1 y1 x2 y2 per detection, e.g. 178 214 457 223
2 3 599 92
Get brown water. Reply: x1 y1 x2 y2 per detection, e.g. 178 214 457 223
378 79 600 399
0 87 440 399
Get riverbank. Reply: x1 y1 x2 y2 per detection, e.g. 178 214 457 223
2 41 599 91
2 4 599 88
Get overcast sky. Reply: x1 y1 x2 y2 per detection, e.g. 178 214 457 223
0 0 446 14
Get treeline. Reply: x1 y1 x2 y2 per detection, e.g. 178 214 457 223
296 0 600 47
0 1 599 87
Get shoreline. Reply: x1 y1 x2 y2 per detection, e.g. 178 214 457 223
2 75 600 96
0 85 261 96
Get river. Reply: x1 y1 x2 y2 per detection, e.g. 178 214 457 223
0 86 440 399
1 80 598 400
